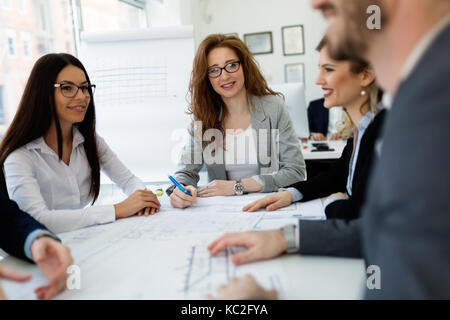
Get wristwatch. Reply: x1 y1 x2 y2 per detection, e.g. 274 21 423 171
281 224 299 254
166 184 177 197
233 179 245 196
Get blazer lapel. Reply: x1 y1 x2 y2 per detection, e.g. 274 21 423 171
249 96 271 168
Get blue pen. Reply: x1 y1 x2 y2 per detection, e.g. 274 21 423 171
168 175 192 196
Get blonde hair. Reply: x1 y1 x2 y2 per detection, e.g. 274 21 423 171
336 84 381 139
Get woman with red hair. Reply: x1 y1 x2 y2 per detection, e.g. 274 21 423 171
167 34 306 209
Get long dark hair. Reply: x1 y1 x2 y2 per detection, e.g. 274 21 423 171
0 53 101 203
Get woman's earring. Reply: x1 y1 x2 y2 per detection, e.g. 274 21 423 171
361 90 367 96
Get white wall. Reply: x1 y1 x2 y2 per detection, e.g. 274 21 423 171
147 0 328 104
188 0 328 104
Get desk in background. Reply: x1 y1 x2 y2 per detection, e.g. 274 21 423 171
301 140 346 179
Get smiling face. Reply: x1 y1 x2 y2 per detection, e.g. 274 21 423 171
316 47 364 109
206 46 246 100
53 65 90 127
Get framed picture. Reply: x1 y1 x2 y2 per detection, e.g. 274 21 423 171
285 63 305 84
282 25 305 56
243 31 273 55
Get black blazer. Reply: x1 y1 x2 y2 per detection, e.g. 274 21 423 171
288 109 386 220
0 192 50 262
307 98 329 136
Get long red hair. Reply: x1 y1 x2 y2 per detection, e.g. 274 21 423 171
188 34 280 144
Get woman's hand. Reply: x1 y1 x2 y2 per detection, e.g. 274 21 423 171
243 191 293 212
198 180 235 197
327 192 349 201
206 274 278 300
170 185 198 208
330 133 342 140
31 237 74 300
310 133 327 141
114 189 161 219
0 264 31 300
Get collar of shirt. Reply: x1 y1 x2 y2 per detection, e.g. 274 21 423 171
400 14 450 82
346 110 376 196
25 126 85 157
382 94 393 110
356 110 376 134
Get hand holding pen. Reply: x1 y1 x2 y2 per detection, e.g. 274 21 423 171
168 175 198 209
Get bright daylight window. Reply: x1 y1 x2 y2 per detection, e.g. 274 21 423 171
0 0 148 139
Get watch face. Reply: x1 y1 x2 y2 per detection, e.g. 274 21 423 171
234 183 244 195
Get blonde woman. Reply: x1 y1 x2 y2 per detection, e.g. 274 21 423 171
242 36 384 220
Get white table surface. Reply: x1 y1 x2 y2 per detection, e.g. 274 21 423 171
1 186 365 300
301 140 346 160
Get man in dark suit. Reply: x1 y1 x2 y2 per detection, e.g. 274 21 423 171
206 0 450 299
0 192 73 299
307 98 329 138
307 98 344 178
307 98 343 141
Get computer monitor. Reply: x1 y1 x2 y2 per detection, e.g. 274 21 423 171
270 82 310 138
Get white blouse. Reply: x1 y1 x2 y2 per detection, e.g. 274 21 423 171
224 126 260 182
4 127 145 234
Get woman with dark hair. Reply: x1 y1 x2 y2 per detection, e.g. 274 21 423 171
0 53 160 233
168 34 306 209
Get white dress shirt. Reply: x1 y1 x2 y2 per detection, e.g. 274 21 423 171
224 126 260 182
4 126 145 234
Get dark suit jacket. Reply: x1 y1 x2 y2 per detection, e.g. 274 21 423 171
362 24 450 299
289 110 386 221
307 98 329 136
0 192 50 262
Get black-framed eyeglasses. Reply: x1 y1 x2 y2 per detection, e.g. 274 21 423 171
207 61 241 78
54 82 96 98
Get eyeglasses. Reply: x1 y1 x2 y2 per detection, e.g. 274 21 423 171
207 61 241 78
54 82 96 98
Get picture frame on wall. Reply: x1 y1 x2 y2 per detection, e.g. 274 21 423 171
285 63 305 84
243 31 273 55
282 25 305 56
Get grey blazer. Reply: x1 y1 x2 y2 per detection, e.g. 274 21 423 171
172 94 306 192
362 24 450 299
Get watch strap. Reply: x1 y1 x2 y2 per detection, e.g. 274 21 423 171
281 224 299 254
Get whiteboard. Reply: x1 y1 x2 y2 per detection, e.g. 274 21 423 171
79 26 195 183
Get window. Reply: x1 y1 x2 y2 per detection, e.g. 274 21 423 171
37 38 52 56
37 1 50 31
0 85 5 125
18 0 26 13
120 0 146 9
21 32 32 58
78 0 147 33
2 0 11 9
5 30 17 57
0 0 149 153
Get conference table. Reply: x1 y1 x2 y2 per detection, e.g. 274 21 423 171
0 182 366 300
